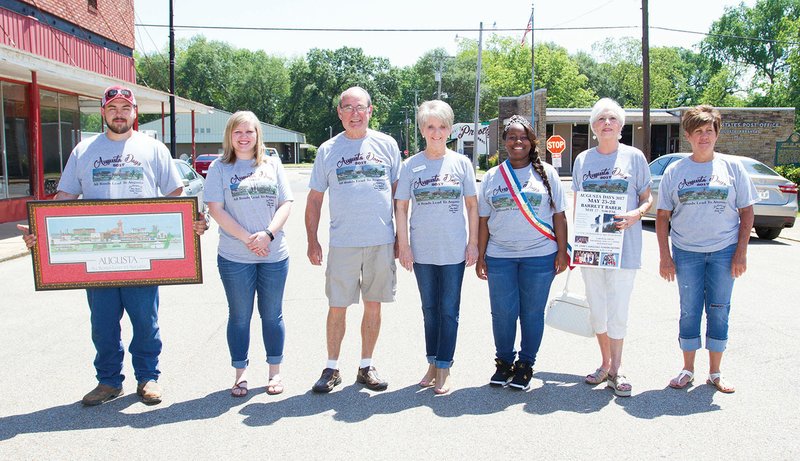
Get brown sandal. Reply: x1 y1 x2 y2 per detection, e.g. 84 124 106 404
585 368 609 385
231 380 248 397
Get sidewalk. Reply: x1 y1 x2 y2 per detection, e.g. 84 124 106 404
0 220 28 262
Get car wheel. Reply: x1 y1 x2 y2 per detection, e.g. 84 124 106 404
755 227 782 240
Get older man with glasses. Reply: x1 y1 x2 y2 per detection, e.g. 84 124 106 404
306 86 402 393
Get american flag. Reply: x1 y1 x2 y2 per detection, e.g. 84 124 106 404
520 17 532 45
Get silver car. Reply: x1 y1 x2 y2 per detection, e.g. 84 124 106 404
173 159 205 212
645 153 798 240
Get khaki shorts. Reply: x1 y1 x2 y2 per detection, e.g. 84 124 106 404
325 243 397 307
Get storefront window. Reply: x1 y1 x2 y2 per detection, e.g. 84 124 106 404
40 90 80 196
1 82 31 199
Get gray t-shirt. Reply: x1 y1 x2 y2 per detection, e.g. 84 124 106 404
309 129 401 247
571 144 652 269
657 153 758 252
205 156 293 263
479 161 567 258
58 131 182 199
395 150 477 265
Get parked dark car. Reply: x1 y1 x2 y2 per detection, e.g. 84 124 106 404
645 153 798 240
193 154 220 178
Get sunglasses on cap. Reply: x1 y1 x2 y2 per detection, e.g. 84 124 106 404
102 88 136 107
106 88 132 99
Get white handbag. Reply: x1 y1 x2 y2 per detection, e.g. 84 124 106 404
545 270 595 338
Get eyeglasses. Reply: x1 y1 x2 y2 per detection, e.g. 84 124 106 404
105 88 133 100
340 105 369 114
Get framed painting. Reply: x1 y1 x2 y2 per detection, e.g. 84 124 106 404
26 197 202 290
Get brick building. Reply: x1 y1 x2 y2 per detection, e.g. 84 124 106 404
0 0 210 223
498 91 796 175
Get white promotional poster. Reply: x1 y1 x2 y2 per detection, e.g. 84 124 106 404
571 191 628 269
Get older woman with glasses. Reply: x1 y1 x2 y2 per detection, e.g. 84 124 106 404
572 98 652 397
395 100 478 395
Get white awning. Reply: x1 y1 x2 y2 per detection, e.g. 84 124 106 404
0 43 212 115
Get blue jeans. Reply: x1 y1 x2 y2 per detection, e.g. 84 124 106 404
413 262 466 369
486 253 556 364
218 255 289 368
86 286 161 388
673 244 736 353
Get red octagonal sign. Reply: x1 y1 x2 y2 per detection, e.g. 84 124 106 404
546 135 566 156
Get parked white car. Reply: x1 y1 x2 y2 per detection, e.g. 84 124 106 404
645 153 798 240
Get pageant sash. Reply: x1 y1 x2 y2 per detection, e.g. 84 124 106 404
498 160 573 261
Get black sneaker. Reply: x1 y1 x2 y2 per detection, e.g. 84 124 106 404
489 358 515 387
356 366 388 391
509 361 533 390
312 368 341 393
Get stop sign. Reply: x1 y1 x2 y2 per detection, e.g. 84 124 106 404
546 135 566 156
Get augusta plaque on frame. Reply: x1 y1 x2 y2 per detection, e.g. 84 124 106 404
26 197 203 291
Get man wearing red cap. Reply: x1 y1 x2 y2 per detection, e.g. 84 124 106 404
19 85 206 406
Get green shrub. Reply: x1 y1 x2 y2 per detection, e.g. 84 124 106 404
305 146 317 163
488 152 499 169
775 165 800 185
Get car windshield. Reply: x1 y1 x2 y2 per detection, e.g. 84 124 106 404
740 158 780 176
649 155 685 176
196 155 217 161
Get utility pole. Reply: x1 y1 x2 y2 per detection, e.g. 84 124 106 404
404 108 410 157
530 3 535 129
642 0 652 160
168 0 176 158
472 22 483 171
413 90 419 153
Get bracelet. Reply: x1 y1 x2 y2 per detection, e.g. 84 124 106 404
264 229 275 241
638 208 646 219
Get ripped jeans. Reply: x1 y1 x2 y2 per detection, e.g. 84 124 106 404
673 243 736 353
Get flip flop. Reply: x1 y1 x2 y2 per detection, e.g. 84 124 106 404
669 369 694 389
231 380 248 397
266 376 284 395
707 372 735 394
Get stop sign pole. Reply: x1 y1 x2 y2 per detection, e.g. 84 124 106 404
546 135 566 168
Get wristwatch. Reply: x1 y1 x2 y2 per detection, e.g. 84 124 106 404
264 229 275 241
638 208 646 219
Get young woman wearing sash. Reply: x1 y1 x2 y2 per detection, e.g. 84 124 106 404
476 115 569 391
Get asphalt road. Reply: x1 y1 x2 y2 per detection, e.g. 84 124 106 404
1 170 797 459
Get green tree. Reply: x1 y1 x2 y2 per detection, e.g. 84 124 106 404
176 36 236 110
702 0 800 124
281 47 401 146
227 50 290 124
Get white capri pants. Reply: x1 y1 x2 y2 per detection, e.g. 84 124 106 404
580 267 637 339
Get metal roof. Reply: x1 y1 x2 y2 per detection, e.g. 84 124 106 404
0 43 212 114
138 109 306 144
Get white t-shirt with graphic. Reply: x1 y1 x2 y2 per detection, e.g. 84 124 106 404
657 153 758 252
309 129 401 248
479 161 567 258
571 144 652 269
58 131 182 199
395 150 477 265
205 156 293 263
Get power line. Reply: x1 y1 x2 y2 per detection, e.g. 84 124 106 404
135 24 638 33
134 23 800 47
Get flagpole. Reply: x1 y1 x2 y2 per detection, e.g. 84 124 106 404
530 3 535 130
